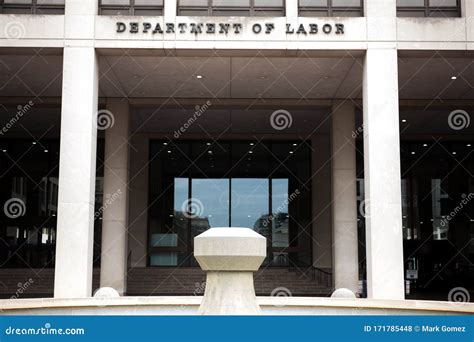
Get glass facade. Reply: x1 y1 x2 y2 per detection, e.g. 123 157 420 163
99 0 163 15
299 0 364 17
177 0 285 17
148 140 312 267
0 139 105 268
0 0 65 14
357 140 474 298
397 0 461 17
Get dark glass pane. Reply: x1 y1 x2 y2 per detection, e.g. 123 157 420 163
299 9 329 16
231 178 269 230
134 8 163 15
212 9 251 16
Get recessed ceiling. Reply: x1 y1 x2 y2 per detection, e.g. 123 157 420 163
0 54 472 100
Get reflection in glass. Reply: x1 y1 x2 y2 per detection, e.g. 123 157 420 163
191 178 229 236
231 178 269 232
271 178 289 248
432 179 449 240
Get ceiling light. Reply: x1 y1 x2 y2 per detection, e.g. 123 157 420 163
167 150 172 153
292 143 297 146
423 144 428 147
32 142 37 145
206 142 211 146
249 143 254 146
44 149 48 153
163 142 168 146
452 151 457 155
289 151 294 154
259 76 267 80
249 151 253 154
208 151 213 154
467 144 471 147
411 152 415 155
402 119 407 123
196 75 203 79
2 149 6 153
451 76 457 80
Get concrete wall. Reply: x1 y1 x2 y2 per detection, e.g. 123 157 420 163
0 14 472 51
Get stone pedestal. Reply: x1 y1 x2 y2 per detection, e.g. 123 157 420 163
194 227 266 315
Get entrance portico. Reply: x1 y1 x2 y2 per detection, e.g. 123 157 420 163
0 0 473 303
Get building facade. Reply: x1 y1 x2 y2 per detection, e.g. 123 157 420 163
0 0 473 302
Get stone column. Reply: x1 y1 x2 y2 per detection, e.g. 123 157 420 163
54 47 99 298
194 228 266 315
99 99 130 295
127 134 149 268
363 47 404 300
463 0 474 44
311 135 332 271
64 0 97 40
331 101 359 295
285 0 298 18
365 0 397 41
164 0 177 19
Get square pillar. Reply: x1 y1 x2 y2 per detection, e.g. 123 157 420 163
331 101 359 295
164 0 177 20
363 48 404 300
128 134 149 268
54 47 99 298
100 99 130 295
364 0 397 41
285 0 298 18
64 0 98 40
311 135 332 271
